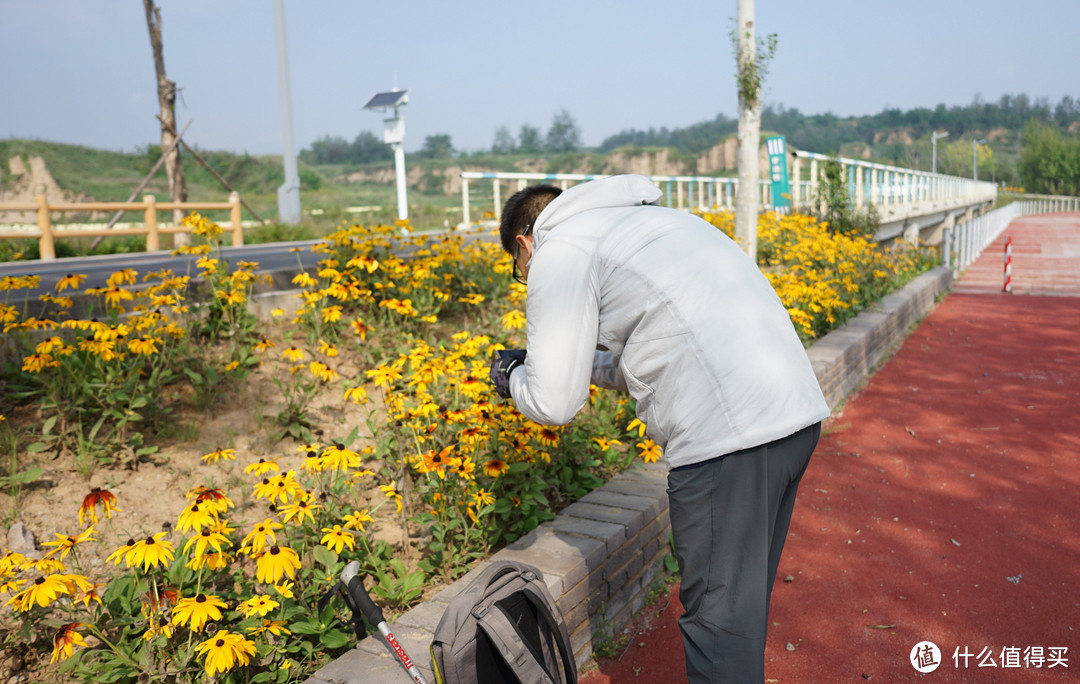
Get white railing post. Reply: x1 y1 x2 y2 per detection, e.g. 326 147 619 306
493 179 501 221
461 177 471 227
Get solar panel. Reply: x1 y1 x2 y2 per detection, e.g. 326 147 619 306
363 90 408 109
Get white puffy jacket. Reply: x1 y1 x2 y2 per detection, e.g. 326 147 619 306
508 174 830 469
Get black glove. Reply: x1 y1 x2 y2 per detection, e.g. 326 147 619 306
489 349 526 399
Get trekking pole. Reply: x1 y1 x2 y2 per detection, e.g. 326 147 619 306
340 561 429 684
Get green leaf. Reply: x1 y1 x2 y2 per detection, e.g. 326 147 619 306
2 467 43 486
313 544 339 569
25 442 50 454
319 629 352 650
41 414 58 435
129 395 148 409
289 621 322 635
664 554 680 573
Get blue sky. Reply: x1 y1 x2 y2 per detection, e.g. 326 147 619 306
1 0 1076 157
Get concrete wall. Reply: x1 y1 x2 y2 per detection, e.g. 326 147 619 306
305 266 954 684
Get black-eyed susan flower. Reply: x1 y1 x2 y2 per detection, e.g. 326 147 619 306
482 459 509 478
238 594 280 618
126 533 175 571
255 546 300 584
342 509 373 532
320 305 343 323
379 483 403 514
636 439 663 464
201 447 236 464
50 623 87 663
55 273 87 292
172 593 228 632
190 487 234 516
106 539 136 566
281 346 304 363
177 502 217 534
247 619 291 637
319 525 354 554
593 436 623 451
626 417 647 438
350 318 371 340
472 488 496 508
127 336 160 355
253 470 303 503
106 268 137 287
318 443 360 472
273 581 294 599
183 528 232 558
254 338 275 353
240 518 282 555
500 309 527 331
41 526 96 561
344 385 368 404
79 487 120 525
243 458 279 476
318 339 339 357
187 549 231 571
277 496 318 525
4 573 74 612
309 360 338 383
195 630 257 677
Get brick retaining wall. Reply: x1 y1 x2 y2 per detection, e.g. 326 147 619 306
305 266 953 684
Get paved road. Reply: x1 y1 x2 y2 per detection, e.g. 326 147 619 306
581 211 1080 683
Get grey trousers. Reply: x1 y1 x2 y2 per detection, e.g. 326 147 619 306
667 422 821 684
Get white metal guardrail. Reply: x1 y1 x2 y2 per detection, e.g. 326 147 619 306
948 194 1080 275
459 172 783 227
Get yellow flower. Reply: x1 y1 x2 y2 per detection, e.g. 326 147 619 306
253 470 303 503
202 447 237 463
321 305 343 323
247 619 291 637
593 437 622 451
458 293 485 305
500 309 527 330
636 439 663 464
41 526 96 561
472 488 496 508
183 528 232 558
54 273 87 292
240 518 282 555
106 268 137 287
255 546 301 584
344 385 368 404
281 346 304 363
126 533 176 571
238 594 280 618
172 593 228 632
127 336 160 355
318 339 339 357
482 459 509 478
320 525 355 554
292 272 318 288
50 623 88 663
343 509 374 532
5 574 72 611
626 418 647 438
366 363 403 389
195 630 257 677
278 497 318 525
244 458 279 476
309 360 338 383
273 581 294 599
254 338 275 353
318 443 360 472
177 502 217 533
379 484 403 514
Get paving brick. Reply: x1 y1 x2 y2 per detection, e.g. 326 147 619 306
549 515 626 557
579 489 662 520
493 545 585 598
561 500 645 538
602 478 669 501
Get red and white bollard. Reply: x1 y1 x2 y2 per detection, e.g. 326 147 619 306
1003 235 1013 293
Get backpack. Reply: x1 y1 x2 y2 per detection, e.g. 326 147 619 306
429 560 577 684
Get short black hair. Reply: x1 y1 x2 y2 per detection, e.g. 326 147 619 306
499 185 562 254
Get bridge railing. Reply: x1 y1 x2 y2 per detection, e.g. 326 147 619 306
949 194 1079 275
459 172 791 227
790 150 998 216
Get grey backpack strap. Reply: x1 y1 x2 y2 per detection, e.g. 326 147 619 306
474 604 557 684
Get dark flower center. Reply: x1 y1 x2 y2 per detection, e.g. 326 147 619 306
35 577 46 585
201 530 211 537
215 638 225 647
270 546 280 555
196 594 207 603
145 536 155 545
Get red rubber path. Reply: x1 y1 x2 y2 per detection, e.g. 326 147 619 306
581 212 1080 682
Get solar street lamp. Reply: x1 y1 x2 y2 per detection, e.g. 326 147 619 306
364 89 409 222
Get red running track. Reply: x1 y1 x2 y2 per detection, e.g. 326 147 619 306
581 212 1080 682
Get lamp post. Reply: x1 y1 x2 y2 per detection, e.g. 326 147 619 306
973 138 987 180
931 131 949 174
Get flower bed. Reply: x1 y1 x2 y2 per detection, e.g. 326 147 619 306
0 211 935 682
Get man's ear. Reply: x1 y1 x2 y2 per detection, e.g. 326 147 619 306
515 234 533 261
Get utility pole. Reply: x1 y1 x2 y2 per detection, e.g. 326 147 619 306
735 0 761 261
931 131 949 174
273 0 301 224
142 0 187 237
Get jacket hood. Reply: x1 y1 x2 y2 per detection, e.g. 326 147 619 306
532 174 663 247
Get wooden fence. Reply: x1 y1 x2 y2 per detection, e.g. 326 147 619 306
0 192 244 260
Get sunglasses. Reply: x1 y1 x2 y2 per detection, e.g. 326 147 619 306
511 223 532 285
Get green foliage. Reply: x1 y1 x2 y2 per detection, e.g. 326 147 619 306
299 132 393 166
545 110 583 154
417 134 455 160
811 159 881 238
1019 119 1080 195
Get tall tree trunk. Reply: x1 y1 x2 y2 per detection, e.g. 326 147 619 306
735 0 760 261
143 0 187 238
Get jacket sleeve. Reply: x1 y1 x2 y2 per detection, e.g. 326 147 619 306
508 237 598 426
591 351 628 391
